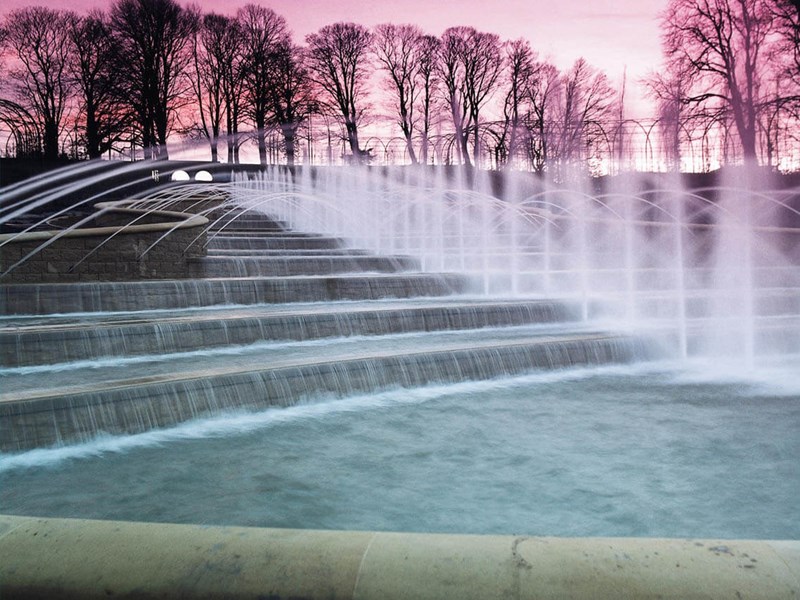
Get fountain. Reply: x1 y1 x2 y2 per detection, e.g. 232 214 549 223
0 161 798 597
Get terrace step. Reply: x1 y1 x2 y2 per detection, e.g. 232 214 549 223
189 255 421 277
0 299 580 367
206 235 346 250
0 330 650 451
0 273 471 315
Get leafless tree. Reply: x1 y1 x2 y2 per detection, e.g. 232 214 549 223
438 28 469 165
238 4 290 166
497 38 537 168
769 0 800 112
68 11 132 159
110 0 199 160
266 41 316 166
438 27 503 167
189 13 239 162
662 0 776 163
416 35 440 165
306 22 373 163
552 58 617 172
525 60 560 172
1 7 74 159
645 56 698 171
373 23 425 164
214 17 246 164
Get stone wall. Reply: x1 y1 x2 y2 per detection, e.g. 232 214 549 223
0 223 207 283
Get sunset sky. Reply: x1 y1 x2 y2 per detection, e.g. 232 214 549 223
2 0 665 115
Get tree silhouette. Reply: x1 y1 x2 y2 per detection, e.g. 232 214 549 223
238 4 290 166
374 23 427 164
110 0 199 160
498 39 538 168
190 13 240 163
553 58 617 173
266 41 316 166
68 11 132 159
770 0 800 105
1 7 73 159
416 35 440 165
306 22 373 163
439 27 503 167
662 0 775 163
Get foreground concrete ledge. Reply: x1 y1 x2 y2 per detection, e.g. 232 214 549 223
0 515 797 599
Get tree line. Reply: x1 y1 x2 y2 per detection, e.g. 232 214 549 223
1 0 798 173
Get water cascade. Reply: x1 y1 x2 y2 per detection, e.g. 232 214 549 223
0 163 694 450
1 161 799 552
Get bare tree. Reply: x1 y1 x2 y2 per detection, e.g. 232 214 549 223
552 58 617 172
498 38 537 168
373 23 425 164
238 4 290 166
439 28 470 165
190 13 238 162
68 11 132 159
266 41 316 166
662 0 776 163
770 0 800 108
110 0 199 160
645 56 698 171
438 27 503 167
306 22 373 163
417 35 440 165
215 17 246 164
525 60 560 172
1 7 74 159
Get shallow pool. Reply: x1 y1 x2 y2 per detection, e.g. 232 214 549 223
2 359 798 539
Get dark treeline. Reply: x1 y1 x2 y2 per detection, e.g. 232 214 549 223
0 0 798 174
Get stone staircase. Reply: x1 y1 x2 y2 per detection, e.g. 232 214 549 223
0 209 653 451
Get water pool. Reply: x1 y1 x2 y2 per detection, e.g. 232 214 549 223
2 360 798 540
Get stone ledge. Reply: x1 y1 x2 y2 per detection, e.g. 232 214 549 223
0 515 797 600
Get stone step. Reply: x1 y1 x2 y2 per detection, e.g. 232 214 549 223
0 299 580 367
189 255 421 277
207 248 371 257
206 235 346 250
208 231 326 238
0 331 652 451
207 213 287 229
0 273 472 315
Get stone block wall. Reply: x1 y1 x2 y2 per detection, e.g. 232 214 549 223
0 225 206 283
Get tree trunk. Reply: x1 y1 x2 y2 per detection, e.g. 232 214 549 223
282 123 296 167
43 122 59 160
345 120 362 163
210 136 219 162
86 109 101 159
403 132 418 165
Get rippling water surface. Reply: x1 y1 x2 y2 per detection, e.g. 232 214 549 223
2 360 798 539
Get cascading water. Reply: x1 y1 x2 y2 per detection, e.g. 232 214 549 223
1 160 798 540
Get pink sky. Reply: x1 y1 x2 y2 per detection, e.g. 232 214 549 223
3 0 664 115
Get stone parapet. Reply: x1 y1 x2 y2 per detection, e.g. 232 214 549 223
0 515 797 599
0 203 208 283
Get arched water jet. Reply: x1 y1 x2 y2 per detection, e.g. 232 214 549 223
223 166 800 365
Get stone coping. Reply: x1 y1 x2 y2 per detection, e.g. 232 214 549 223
0 515 798 599
0 200 208 244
